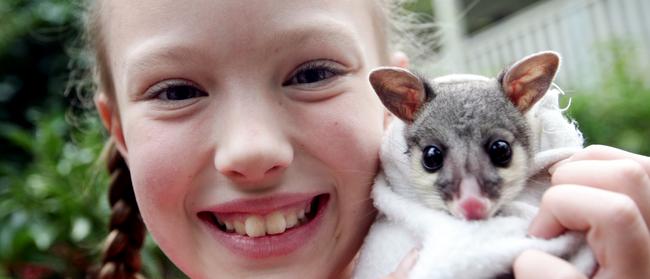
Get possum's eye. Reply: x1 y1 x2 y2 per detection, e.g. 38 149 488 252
488 140 512 167
422 145 444 172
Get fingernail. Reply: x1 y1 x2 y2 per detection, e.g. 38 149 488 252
527 215 556 239
527 215 543 237
547 159 567 175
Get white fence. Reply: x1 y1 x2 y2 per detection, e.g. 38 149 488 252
437 0 650 88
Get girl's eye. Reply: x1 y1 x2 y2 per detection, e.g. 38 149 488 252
146 80 208 101
156 85 207 101
283 61 345 87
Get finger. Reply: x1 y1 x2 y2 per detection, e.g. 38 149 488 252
528 185 650 278
513 249 586 279
550 145 650 175
551 159 650 229
385 248 419 279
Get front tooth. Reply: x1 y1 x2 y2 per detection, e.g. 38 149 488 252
234 220 245 235
285 211 298 229
305 201 312 214
266 212 287 235
224 220 234 232
245 215 266 237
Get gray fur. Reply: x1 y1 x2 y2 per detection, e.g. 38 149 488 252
404 78 533 213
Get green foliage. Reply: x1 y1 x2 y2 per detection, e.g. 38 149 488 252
0 108 185 278
0 1 185 277
564 42 650 156
0 108 108 278
1 0 82 166
0 0 75 54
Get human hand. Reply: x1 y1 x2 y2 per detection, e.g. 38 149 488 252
383 248 419 279
514 145 650 278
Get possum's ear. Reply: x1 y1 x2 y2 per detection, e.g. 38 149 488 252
500 51 560 113
369 67 427 123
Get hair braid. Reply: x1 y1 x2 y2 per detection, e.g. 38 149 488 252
97 141 146 279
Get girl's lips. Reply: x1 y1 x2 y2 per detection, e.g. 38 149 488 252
202 192 323 215
199 193 330 259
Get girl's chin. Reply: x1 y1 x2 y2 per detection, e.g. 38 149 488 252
200 194 330 260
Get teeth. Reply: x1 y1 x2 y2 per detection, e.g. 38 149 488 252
285 211 298 229
224 220 234 232
211 197 323 237
266 212 287 235
245 215 266 237
234 220 245 235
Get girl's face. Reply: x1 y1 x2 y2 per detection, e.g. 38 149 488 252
98 0 388 278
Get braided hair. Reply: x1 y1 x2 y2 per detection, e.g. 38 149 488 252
80 1 147 277
96 141 146 279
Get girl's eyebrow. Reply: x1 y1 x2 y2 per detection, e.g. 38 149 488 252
270 23 361 52
123 20 364 82
125 42 197 79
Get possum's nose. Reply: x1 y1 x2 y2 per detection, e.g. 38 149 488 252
454 175 490 220
460 198 487 220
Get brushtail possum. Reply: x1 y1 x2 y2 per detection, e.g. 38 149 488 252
353 51 595 279
369 51 560 220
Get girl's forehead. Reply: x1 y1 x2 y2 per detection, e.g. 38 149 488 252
102 0 382 59
101 0 381 81
121 24 363 75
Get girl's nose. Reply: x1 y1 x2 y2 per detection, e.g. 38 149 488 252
214 113 293 186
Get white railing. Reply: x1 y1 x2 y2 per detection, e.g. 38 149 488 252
436 0 650 88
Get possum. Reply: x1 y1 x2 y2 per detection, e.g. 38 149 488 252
354 51 595 279
369 51 560 221
353 52 597 279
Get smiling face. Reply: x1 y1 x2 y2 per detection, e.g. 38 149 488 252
95 0 389 278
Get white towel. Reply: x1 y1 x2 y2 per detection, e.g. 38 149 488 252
354 88 596 279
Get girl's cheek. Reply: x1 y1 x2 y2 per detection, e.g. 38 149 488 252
296 90 385 178
123 118 210 215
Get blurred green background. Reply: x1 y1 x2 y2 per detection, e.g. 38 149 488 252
1 0 648 278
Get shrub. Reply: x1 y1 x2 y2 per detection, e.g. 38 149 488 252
565 42 650 156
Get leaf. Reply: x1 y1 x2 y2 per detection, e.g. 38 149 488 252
70 217 90 242
28 221 57 251
0 123 34 151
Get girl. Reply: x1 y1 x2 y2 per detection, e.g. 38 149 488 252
85 0 650 278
